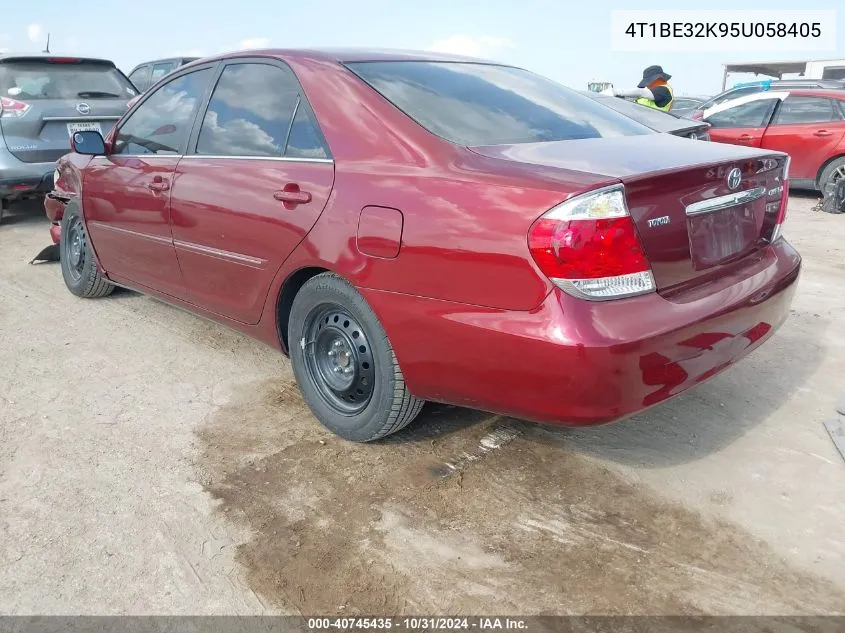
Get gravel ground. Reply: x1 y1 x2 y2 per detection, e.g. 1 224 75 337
0 194 843 615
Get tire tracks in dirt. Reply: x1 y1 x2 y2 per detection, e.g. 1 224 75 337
196 378 845 616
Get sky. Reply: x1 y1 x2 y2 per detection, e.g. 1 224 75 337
1 0 843 97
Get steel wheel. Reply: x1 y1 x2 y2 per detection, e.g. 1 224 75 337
302 304 376 415
64 215 87 283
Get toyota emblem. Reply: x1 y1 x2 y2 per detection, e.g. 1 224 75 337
726 167 742 190
76 102 91 115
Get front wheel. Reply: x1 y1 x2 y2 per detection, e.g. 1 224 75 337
60 200 115 298
288 273 424 442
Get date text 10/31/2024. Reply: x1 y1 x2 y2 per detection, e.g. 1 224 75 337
307 618 528 630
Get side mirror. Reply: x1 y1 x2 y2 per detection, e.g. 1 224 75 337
71 130 107 156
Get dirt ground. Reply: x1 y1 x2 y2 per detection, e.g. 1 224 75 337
1 195 844 615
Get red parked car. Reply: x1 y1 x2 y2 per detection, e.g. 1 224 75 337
703 89 845 191
45 49 800 442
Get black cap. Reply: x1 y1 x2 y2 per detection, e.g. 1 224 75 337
638 65 671 88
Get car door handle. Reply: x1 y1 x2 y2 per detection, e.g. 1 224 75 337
273 185 312 206
814 130 834 137
738 134 755 141
146 177 170 193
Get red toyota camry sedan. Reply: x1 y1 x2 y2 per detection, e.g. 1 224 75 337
45 49 800 442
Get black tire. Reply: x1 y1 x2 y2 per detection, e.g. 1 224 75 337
60 200 114 298
0 199 6 225
819 156 845 191
288 272 424 442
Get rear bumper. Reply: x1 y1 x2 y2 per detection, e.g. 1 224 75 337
0 149 55 199
363 239 801 426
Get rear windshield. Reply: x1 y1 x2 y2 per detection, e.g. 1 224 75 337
346 61 652 146
0 59 137 100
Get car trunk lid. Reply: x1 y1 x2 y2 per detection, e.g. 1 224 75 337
469 134 788 295
0 56 135 163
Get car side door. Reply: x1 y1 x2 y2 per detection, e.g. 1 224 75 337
82 65 216 296
760 96 845 180
169 59 335 324
704 98 778 147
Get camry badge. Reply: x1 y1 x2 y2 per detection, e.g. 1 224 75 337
76 102 91 115
727 167 742 190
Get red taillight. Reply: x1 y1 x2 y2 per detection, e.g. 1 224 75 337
528 185 656 300
47 57 81 64
0 97 31 118
529 217 650 279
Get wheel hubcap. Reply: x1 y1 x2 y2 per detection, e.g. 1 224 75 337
303 306 375 414
64 216 86 281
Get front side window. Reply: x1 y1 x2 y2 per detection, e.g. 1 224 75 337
347 61 652 146
705 99 776 128
113 68 213 155
196 62 329 158
773 96 843 124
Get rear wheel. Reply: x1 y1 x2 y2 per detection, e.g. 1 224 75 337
819 156 845 192
288 272 424 442
60 200 114 298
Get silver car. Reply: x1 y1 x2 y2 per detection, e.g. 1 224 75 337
0 53 137 223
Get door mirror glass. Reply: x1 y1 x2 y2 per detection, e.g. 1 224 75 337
72 130 107 155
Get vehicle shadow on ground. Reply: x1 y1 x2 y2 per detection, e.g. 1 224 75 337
4 199 48 228
383 402 498 446
387 305 826 468
516 313 826 468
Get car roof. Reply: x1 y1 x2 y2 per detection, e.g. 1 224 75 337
0 52 117 65
701 88 845 120
184 47 514 66
133 56 200 66
730 78 845 87
778 88 845 99
702 90 791 118
128 57 200 73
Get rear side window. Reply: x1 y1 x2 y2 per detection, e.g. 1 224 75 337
113 68 213 155
773 96 844 124
286 103 329 159
346 61 651 145
706 99 776 128
822 67 845 80
0 59 137 100
150 62 176 83
128 65 150 91
196 62 330 158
